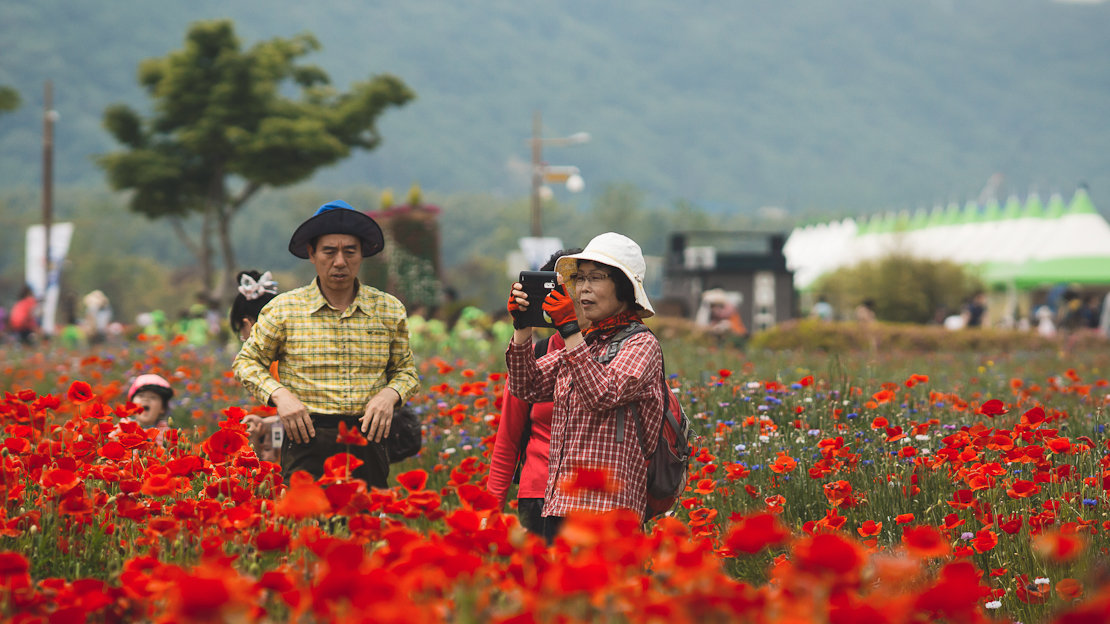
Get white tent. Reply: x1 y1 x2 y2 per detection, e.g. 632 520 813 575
785 188 1110 291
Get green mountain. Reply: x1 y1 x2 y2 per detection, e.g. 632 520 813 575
1 0 1108 214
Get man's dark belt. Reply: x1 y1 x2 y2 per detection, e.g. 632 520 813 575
309 413 361 427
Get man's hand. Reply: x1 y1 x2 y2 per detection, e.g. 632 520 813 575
361 388 401 443
271 388 314 444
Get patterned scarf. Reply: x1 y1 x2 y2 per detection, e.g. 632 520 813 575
583 310 642 344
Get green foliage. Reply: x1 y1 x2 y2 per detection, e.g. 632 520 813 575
0 86 19 113
813 254 983 324
96 19 414 305
749 318 1054 353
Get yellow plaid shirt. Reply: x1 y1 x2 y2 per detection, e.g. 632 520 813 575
233 279 420 415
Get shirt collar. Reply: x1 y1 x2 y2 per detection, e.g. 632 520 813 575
308 277 373 316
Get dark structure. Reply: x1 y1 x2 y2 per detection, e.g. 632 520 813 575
661 231 796 332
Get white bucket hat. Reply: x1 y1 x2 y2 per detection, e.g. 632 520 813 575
554 232 655 318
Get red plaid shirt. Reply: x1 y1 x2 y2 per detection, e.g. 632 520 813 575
505 330 664 520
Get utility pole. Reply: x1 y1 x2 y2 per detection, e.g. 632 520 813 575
527 111 589 238
530 110 543 237
42 80 54 283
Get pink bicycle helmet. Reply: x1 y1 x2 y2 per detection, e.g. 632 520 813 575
127 374 174 404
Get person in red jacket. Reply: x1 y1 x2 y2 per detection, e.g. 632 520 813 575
9 286 40 346
487 248 583 536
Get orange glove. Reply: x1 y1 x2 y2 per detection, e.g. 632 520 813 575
543 285 580 337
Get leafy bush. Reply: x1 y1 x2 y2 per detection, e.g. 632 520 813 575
813 254 983 324
749 318 1054 352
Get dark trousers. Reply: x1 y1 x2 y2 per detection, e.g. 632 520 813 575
541 514 565 544
281 416 389 488
517 498 545 536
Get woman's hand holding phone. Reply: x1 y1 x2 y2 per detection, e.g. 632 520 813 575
507 282 530 329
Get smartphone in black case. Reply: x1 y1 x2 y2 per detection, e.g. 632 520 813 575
518 270 558 328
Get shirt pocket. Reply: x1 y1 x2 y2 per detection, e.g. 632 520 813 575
350 320 392 374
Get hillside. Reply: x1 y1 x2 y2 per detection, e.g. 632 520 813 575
1 0 1109 215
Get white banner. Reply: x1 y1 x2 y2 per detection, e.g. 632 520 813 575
25 222 74 335
518 236 565 271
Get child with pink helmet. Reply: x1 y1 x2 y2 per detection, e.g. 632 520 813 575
126 373 174 429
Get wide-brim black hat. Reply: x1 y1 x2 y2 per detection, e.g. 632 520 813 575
288 200 385 259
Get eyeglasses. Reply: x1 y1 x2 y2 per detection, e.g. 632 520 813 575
570 272 611 286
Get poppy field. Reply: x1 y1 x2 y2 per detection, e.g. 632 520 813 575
1 332 1109 623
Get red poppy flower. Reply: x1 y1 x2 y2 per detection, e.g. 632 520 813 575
1055 578 1083 600
66 381 94 403
769 452 797 474
396 469 428 492
942 513 965 531
2 438 30 455
902 525 950 558
978 399 1006 417
41 468 80 493
336 421 367 446
793 533 863 577
725 513 790 554
1033 531 1086 563
322 453 364 480
1014 573 1050 604
255 527 291 551
718 369 732 379
275 472 331 519
693 479 717 495
202 428 247 464
560 467 620 494
725 463 750 481
971 529 998 554
895 513 915 525
857 520 883 538
999 514 1023 535
947 489 974 510
1006 479 1040 499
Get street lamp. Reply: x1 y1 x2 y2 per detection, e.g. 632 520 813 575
529 110 589 237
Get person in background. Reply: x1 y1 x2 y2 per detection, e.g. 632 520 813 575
230 269 282 463
233 200 420 486
964 291 987 328
506 232 664 542
1100 291 1110 339
1081 294 1101 330
9 286 40 346
696 289 746 335
1035 305 1057 338
854 299 876 324
82 290 112 345
487 247 584 536
126 373 175 430
810 294 834 321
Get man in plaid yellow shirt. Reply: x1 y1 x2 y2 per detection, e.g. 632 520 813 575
233 200 419 487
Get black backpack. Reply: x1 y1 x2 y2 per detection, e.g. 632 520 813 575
596 323 693 519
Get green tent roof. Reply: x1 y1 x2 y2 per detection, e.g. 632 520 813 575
1013 256 1110 289
1002 195 1023 220
909 208 930 231
942 202 962 226
982 199 1002 222
1023 194 1044 219
960 201 980 224
1046 193 1067 219
1067 188 1097 215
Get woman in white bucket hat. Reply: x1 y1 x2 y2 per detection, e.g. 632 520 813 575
504 232 665 542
